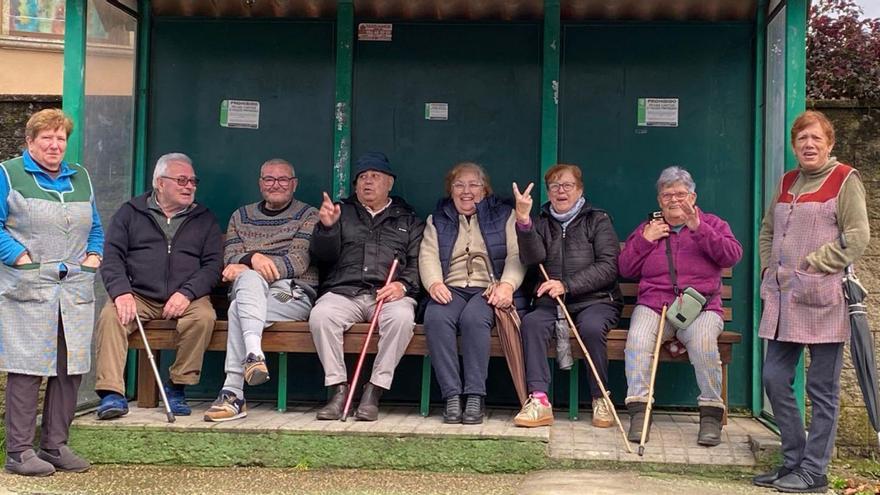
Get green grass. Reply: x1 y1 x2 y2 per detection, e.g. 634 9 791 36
68 427 549 474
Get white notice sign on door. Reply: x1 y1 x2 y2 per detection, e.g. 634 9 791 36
637 98 679 127
220 100 260 129
425 103 448 121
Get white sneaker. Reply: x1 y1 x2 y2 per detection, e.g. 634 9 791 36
513 395 554 428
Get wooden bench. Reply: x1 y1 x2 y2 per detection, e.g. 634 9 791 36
129 268 740 421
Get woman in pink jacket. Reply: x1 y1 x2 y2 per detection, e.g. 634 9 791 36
618 166 742 448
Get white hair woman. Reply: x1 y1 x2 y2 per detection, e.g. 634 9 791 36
619 166 742 447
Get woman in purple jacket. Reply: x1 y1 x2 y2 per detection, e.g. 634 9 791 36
619 166 742 447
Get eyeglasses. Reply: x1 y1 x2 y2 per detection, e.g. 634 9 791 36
452 182 483 192
260 176 295 187
659 191 690 202
547 182 577 193
161 175 199 187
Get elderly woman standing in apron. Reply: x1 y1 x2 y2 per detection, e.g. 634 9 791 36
754 110 870 493
0 109 104 476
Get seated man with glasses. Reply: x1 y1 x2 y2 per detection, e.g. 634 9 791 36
309 152 424 421
94 152 223 420
419 162 526 425
204 158 319 422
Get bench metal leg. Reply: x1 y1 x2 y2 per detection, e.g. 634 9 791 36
125 350 137 399
569 360 579 421
722 363 728 425
420 355 431 417
277 352 288 412
136 349 159 408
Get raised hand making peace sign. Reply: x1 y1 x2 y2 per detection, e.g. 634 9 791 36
512 181 534 224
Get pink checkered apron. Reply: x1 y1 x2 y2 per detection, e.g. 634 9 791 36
758 164 855 344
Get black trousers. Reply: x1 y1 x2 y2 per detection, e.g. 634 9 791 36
5 321 82 455
763 339 844 475
520 301 620 399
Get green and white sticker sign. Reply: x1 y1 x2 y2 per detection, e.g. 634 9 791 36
220 99 260 129
637 98 678 127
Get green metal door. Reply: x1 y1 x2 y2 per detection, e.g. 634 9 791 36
351 21 542 404
559 22 755 408
147 18 335 400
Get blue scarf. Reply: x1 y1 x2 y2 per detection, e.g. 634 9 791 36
550 196 586 229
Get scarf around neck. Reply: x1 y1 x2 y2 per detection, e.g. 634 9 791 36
550 196 586 229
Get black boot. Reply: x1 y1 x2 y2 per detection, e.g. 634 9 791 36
316 383 349 420
773 468 828 493
753 466 793 488
627 402 650 443
697 405 725 447
443 395 462 424
462 395 484 425
354 382 383 421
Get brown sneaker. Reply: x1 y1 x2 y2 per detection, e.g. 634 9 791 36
513 395 554 428
591 397 614 428
243 353 269 386
203 390 247 422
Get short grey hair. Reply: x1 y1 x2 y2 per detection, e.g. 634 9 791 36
153 152 193 187
261 158 295 177
656 166 696 193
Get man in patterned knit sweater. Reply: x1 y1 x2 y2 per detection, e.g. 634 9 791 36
204 158 319 422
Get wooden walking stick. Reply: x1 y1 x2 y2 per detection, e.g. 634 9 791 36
639 304 668 456
539 265 632 454
341 258 400 421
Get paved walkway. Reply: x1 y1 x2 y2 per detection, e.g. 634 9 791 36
74 401 777 467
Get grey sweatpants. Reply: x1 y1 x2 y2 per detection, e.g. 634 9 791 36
763 339 844 475
308 291 416 390
222 270 312 399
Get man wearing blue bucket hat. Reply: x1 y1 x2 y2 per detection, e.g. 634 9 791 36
309 152 424 421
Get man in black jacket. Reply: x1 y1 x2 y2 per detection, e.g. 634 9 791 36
94 153 223 420
309 152 424 421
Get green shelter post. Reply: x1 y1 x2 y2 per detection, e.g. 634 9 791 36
62 0 86 165
539 0 560 206
751 0 768 417
785 0 808 415
125 0 152 399
332 0 354 200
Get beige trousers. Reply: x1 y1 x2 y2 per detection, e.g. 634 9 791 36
94 293 216 395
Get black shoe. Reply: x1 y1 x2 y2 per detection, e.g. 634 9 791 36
627 402 650 443
354 382 383 421
773 468 828 493
462 395 484 425
697 405 724 447
443 395 462 424
316 383 349 420
752 466 793 488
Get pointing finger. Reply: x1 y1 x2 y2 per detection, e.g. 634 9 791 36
523 182 534 197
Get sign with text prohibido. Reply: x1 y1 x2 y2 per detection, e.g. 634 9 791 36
637 98 679 127
220 100 260 129
358 23 392 41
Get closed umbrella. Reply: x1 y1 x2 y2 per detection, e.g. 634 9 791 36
841 233 880 448
467 252 528 406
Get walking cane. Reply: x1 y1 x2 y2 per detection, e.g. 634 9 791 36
341 258 401 421
539 265 632 454
134 314 175 423
639 304 667 456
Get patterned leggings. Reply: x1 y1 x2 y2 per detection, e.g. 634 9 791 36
624 305 725 408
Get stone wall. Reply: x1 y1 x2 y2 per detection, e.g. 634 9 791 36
809 100 880 455
0 95 63 162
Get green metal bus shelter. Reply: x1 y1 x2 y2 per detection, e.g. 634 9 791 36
63 0 808 420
